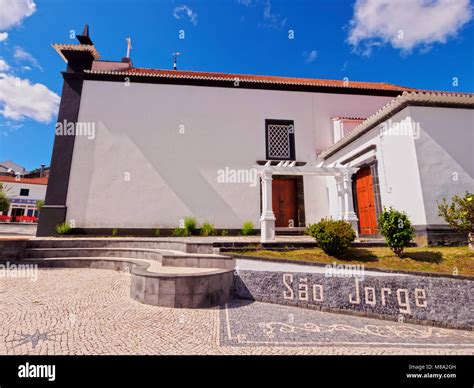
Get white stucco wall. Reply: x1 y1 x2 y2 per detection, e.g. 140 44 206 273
326 107 427 226
303 175 331 224
410 106 474 225
65 80 393 228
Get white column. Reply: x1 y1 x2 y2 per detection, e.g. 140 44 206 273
260 169 276 243
342 173 359 237
335 175 344 220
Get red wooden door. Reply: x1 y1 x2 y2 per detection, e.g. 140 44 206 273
355 166 378 235
272 178 297 227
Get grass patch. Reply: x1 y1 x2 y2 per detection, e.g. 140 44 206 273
235 246 474 276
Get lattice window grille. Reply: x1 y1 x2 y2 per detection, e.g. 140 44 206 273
267 124 292 159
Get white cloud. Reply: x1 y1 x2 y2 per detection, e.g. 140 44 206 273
0 0 36 30
0 58 9 72
263 0 287 29
1 120 24 136
303 50 318 63
237 0 287 29
173 5 198 26
348 0 473 53
13 46 42 70
0 74 60 123
0 2 58 126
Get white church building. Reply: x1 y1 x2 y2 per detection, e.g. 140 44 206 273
37 27 474 245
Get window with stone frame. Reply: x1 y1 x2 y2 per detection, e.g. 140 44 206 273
265 119 295 160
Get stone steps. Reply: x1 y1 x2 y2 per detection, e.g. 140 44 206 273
25 247 164 261
26 238 215 254
2 238 236 308
24 247 235 269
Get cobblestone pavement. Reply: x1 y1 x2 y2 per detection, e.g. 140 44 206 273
0 223 36 237
0 268 472 355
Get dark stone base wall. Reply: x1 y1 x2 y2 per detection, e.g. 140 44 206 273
36 206 67 237
47 228 260 238
235 270 473 330
415 225 468 247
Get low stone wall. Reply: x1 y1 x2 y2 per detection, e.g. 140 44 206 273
131 270 234 308
235 269 473 330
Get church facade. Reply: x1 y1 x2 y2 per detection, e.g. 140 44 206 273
37 28 474 245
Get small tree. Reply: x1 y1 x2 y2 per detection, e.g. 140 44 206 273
378 207 414 258
0 183 11 215
0 192 10 215
36 200 44 212
438 191 474 250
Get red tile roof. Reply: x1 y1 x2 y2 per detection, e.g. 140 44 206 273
0 176 48 185
89 67 417 92
331 116 366 121
320 91 474 159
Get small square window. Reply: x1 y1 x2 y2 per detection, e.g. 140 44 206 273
19 188 29 196
265 119 295 160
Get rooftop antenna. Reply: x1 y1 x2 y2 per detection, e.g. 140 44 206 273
173 52 180 70
126 36 132 58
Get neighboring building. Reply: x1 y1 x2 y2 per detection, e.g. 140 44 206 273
24 164 50 179
0 161 28 176
37 27 473 245
0 161 49 179
0 176 48 222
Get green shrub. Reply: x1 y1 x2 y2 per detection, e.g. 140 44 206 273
378 207 415 258
154 229 161 237
201 221 217 236
184 216 198 236
306 219 355 257
241 221 255 236
55 222 72 235
221 229 229 236
172 227 187 237
112 228 118 237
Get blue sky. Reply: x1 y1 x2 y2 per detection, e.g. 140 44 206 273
0 0 473 170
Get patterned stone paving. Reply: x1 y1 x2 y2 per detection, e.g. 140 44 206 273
0 268 472 355
220 300 474 348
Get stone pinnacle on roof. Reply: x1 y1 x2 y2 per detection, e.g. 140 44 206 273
76 24 93 45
